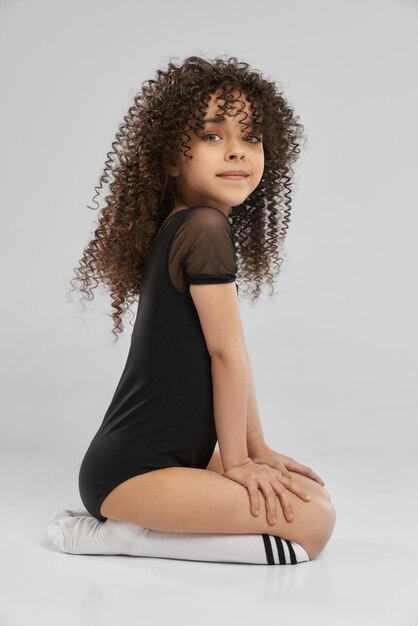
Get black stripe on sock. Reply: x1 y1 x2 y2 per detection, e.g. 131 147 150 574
261 534 275 565
272 535 286 564
284 539 297 564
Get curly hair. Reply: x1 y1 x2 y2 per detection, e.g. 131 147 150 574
68 54 306 342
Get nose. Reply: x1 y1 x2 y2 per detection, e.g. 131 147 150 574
226 148 246 160
223 136 247 160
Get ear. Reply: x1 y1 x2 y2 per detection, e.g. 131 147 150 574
164 162 181 177
162 153 181 177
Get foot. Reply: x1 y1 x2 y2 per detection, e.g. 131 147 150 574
47 509 148 555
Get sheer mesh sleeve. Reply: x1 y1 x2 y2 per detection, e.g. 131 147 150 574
168 206 237 294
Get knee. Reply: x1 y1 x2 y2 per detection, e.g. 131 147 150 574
288 470 334 506
302 499 337 560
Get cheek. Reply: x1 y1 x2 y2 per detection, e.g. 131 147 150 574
187 149 217 176
185 143 209 166
256 154 265 177
182 159 210 188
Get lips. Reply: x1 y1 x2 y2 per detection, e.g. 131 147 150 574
217 170 249 177
217 175 248 181
217 171 249 181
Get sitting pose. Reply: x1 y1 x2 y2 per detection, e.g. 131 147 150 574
47 55 336 565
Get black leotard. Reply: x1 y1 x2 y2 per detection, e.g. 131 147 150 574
78 205 237 521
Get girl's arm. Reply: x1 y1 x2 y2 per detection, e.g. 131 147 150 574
211 350 250 471
190 281 251 472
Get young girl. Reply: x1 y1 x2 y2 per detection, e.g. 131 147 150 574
47 55 336 565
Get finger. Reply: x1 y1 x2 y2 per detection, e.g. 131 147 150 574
305 470 325 486
248 487 260 517
263 460 291 479
278 475 311 502
265 460 292 480
271 483 293 522
310 471 326 486
278 463 292 479
286 461 326 486
260 485 278 525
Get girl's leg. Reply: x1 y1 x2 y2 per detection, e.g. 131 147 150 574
48 508 312 564
48 462 335 563
98 466 336 560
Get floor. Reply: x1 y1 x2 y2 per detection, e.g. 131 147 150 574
3 449 417 626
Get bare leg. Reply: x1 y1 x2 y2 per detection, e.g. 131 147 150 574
100 464 336 560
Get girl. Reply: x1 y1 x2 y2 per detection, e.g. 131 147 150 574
47 55 336 566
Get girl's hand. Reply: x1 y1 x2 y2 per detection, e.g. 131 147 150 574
222 457 312 524
249 445 326 486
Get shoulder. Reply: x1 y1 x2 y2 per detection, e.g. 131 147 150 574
169 205 235 263
183 205 231 229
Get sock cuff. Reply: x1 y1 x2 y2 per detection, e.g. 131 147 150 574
262 534 309 564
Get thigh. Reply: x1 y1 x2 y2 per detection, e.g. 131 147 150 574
100 465 335 558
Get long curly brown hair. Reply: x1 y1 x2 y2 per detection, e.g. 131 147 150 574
68 54 306 342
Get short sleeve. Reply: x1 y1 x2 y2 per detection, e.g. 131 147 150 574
168 206 237 293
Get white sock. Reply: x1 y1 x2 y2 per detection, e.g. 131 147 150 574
47 509 309 565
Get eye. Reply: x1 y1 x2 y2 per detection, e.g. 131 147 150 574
202 132 220 142
201 132 263 143
245 135 263 144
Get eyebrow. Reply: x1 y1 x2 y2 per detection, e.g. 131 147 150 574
203 117 225 123
202 116 254 124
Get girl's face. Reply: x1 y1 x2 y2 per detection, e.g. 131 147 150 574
167 90 265 214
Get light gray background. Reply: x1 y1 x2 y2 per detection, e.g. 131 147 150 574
1 0 417 624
